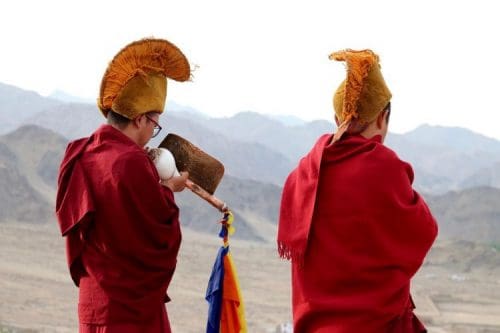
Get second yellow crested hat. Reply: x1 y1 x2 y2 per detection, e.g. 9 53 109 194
329 49 391 141
97 38 191 119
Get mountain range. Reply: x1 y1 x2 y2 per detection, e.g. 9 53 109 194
3 82 500 194
0 83 499 244
0 124 281 242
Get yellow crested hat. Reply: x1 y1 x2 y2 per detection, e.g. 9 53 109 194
97 38 190 119
329 49 391 141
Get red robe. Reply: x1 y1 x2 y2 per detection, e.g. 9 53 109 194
278 134 438 333
56 125 181 332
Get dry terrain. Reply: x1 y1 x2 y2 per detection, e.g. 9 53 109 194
1 222 499 333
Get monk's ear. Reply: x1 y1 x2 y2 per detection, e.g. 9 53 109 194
376 110 387 129
132 114 144 128
334 115 340 126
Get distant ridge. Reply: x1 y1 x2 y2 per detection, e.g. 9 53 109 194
427 186 500 244
48 90 95 104
270 114 306 126
0 124 282 242
404 124 500 154
4 82 500 195
2 82 500 245
0 82 60 134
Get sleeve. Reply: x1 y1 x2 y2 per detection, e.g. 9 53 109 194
372 151 438 276
113 151 179 225
55 160 95 286
107 151 181 270
56 161 95 236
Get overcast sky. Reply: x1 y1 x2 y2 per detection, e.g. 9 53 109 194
1 0 499 138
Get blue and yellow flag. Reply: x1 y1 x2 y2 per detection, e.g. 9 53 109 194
206 211 247 333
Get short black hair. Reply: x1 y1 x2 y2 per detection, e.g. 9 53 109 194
384 102 391 124
107 110 131 129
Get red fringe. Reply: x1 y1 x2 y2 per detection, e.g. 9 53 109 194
277 242 305 267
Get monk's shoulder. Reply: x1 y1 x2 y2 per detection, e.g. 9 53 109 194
112 148 156 176
374 143 409 165
117 148 149 163
371 143 414 182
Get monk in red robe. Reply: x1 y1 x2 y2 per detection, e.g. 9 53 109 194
56 38 191 333
278 49 438 333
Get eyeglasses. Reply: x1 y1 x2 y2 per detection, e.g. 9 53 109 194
145 115 162 138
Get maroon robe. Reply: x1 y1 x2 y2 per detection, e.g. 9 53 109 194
278 133 438 333
56 125 181 332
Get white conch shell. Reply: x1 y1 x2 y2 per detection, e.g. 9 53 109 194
151 148 180 180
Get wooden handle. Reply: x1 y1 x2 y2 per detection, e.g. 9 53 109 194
185 179 228 213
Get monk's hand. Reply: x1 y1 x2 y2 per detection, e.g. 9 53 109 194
144 146 158 161
161 172 189 192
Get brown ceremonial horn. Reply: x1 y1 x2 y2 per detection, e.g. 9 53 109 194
158 133 228 212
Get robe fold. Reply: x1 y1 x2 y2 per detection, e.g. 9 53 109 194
56 125 181 332
278 134 438 333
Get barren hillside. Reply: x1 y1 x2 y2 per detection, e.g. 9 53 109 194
1 223 499 333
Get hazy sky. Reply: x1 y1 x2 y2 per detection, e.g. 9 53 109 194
1 1 499 138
